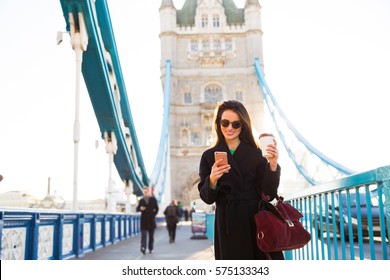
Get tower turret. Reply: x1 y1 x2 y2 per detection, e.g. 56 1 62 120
244 0 262 63
160 0 177 66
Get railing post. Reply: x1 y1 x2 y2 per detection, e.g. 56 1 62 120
76 214 85 258
102 215 107 247
205 212 215 243
119 215 123 240
284 250 293 260
31 213 40 260
0 212 4 258
377 166 390 240
110 215 115 244
56 214 64 260
129 215 134 237
91 214 96 251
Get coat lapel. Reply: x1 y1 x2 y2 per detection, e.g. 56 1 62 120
214 141 254 181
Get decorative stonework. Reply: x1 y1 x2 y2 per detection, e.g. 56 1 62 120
180 127 190 146
83 223 91 248
96 222 102 244
1 227 26 260
377 166 390 181
105 221 110 242
38 225 54 259
62 224 73 255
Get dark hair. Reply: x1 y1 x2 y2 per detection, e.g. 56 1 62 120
212 100 258 148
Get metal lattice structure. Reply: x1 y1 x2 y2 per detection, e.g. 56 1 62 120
254 58 355 185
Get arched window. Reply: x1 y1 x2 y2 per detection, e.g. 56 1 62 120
213 40 221 50
213 15 220 27
181 128 190 146
183 92 192 104
225 39 232 51
204 84 222 103
202 15 208 28
202 40 209 51
191 41 198 52
235 90 243 102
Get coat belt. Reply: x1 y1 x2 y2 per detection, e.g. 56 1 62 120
225 192 258 234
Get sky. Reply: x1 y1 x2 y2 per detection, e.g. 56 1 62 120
0 0 389 202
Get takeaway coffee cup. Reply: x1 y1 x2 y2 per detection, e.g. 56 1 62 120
259 133 275 157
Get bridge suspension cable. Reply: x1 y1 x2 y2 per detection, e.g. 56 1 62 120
149 60 171 203
254 58 355 185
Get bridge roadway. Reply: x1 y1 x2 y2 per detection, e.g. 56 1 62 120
71 221 215 260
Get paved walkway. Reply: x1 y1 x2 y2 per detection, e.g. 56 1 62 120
72 221 215 260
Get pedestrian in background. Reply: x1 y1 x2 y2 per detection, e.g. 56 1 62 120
184 208 189 221
177 201 184 220
163 200 179 243
136 187 159 254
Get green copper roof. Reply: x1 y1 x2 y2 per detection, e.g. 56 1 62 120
177 0 244 26
177 0 197 26
223 0 244 24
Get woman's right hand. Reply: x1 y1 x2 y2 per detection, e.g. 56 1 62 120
209 159 231 188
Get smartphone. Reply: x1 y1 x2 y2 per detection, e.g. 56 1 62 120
214 151 228 166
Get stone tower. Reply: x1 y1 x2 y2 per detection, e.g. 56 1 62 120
159 0 266 209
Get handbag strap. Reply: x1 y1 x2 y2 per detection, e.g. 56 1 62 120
258 193 288 223
257 200 286 222
261 192 283 202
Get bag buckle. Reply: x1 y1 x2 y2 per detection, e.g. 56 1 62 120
285 219 294 227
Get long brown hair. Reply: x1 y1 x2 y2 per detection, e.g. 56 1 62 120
212 100 258 148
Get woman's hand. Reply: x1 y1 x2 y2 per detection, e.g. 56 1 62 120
266 139 279 171
209 159 231 188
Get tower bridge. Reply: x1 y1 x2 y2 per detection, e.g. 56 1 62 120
0 0 389 261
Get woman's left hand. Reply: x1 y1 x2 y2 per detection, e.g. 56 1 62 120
266 139 279 171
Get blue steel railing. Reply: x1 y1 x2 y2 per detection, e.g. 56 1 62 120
284 165 390 260
205 213 215 244
0 209 140 260
203 165 389 260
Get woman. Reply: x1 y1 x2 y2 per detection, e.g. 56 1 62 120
163 200 180 243
198 100 283 260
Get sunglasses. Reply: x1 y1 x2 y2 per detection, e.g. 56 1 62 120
220 119 242 129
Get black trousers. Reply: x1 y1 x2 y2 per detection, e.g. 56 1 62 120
166 222 177 241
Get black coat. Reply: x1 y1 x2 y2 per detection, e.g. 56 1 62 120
136 196 159 230
198 141 284 260
164 205 180 226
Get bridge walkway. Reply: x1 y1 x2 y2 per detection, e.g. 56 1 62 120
72 221 214 260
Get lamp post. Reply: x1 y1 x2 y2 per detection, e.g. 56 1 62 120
125 180 134 214
68 12 88 211
104 131 118 212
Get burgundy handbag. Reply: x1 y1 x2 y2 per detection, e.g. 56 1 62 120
254 195 311 253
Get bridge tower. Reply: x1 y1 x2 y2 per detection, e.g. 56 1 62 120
159 0 267 209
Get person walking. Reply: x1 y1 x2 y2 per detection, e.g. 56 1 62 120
176 201 185 229
163 200 180 243
198 100 283 260
136 187 159 254
183 208 189 221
